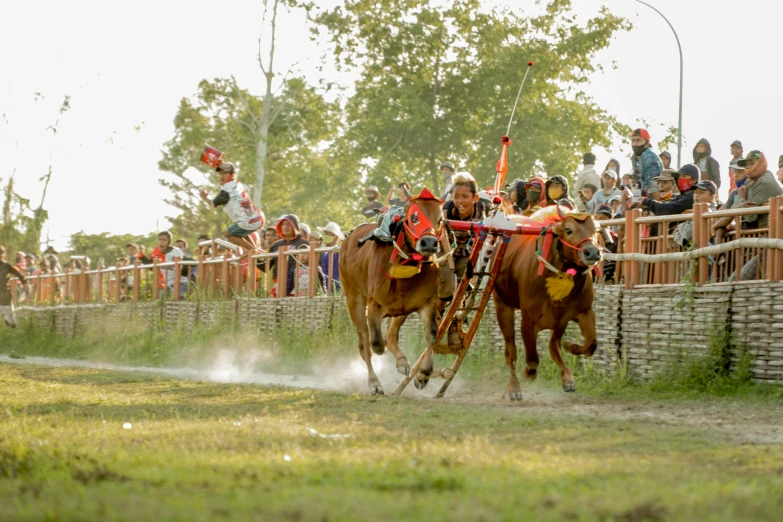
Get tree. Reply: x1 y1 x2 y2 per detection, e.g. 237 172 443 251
315 0 631 191
67 231 160 267
158 77 362 236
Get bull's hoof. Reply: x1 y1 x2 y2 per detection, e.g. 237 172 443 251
370 341 386 356
369 381 384 396
414 373 430 390
396 359 410 376
524 367 537 380
563 383 576 393
508 391 523 401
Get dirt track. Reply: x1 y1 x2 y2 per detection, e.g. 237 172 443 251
2 354 781 445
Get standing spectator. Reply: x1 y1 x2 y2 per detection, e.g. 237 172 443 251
262 225 276 251
609 194 623 218
317 222 344 295
25 254 37 276
37 258 59 303
43 246 61 274
631 128 664 200
545 175 576 209
573 152 601 212
729 140 743 190
776 155 783 184
361 186 385 220
149 231 187 298
723 161 746 209
522 178 547 214
194 235 212 257
262 214 309 296
578 183 598 213
440 162 456 201
674 180 718 248
116 257 133 300
594 204 618 282
603 158 622 189
693 138 721 190
639 163 700 216
659 151 672 170
0 245 26 327
653 171 678 202
592 170 621 209
385 182 412 207
299 223 312 241
734 151 783 229
174 238 197 284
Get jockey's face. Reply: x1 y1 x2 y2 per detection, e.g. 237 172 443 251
219 171 233 184
452 184 478 217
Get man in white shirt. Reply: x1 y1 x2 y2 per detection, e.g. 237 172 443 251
573 153 601 212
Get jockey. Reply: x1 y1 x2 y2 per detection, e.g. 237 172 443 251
544 175 576 210
200 162 265 250
439 172 491 301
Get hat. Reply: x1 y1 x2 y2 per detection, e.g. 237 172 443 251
737 150 762 167
595 204 613 217
673 163 701 181
631 128 651 141
440 162 455 171
654 170 676 182
729 159 745 172
731 140 743 148
694 180 717 195
659 151 671 160
299 223 311 236
317 222 345 241
216 162 236 174
609 194 622 203
622 172 634 179
44 246 58 255
364 185 380 196
603 169 618 180
525 179 544 190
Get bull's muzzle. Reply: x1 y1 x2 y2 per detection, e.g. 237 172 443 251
579 244 603 266
416 236 439 257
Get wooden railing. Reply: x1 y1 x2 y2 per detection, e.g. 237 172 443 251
602 195 783 288
11 240 342 305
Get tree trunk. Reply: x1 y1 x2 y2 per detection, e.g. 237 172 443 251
254 77 273 206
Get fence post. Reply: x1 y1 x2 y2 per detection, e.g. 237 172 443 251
277 246 289 298
776 197 783 281
232 255 242 295
769 196 780 282
221 252 230 298
327 250 335 295
691 203 709 285
152 259 160 300
308 240 319 298
96 265 104 302
114 264 122 302
246 249 257 296
173 258 182 301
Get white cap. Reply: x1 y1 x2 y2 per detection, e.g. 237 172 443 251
317 222 345 241
299 223 311 236
603 169 618 180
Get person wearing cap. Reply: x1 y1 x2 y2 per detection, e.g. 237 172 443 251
522 177 547 215
693 138 721 190
200 162 265 251
573 152 601 212
593 204 619 282
639 163 700 216
299 223 312 241
609 194 622 217
385 182 412 208
591 169 621 209
439 162 456 201
43 245 62 274
653 170 678 202
729 140 743 190
361 186 386 219
734 151 783 229
0 245 28 327
673 179 718 248
630 128 664 200
317 222 344 294
659 151 672 170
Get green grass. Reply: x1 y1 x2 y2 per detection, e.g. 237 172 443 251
1 363 782 521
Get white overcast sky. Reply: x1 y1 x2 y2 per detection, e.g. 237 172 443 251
1 0 780 250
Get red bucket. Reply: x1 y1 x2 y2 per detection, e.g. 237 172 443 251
200 145 225 168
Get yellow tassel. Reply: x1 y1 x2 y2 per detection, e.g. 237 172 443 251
546 273 575 301
389 264 421 279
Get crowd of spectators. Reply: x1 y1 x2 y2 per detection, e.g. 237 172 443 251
5 130 783 304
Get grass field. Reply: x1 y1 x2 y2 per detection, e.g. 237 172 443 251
1 361 782 522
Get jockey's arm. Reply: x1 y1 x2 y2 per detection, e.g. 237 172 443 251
200 189 229 207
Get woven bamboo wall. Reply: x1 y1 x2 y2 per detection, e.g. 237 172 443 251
11 282 783 384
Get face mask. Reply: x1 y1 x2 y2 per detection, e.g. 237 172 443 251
547 186 564 201
661 191 673 201
366 196 376 202
735 177 747 188
695 151 707 160
527 189 541 204
632 144 646 157
322 235 336 245
677 177 693 193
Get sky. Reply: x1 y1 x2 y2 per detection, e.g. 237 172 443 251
2 0 781 250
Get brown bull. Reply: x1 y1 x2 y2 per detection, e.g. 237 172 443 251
493 207 602 400
339 189 443 395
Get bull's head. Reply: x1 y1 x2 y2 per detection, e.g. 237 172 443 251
403 188 442 257
552 206 603 267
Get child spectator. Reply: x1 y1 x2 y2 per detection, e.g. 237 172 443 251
0 245 26 327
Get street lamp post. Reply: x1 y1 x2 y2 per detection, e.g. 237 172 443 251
634 0 683 168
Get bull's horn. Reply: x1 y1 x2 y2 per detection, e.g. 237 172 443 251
556 201 565 219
